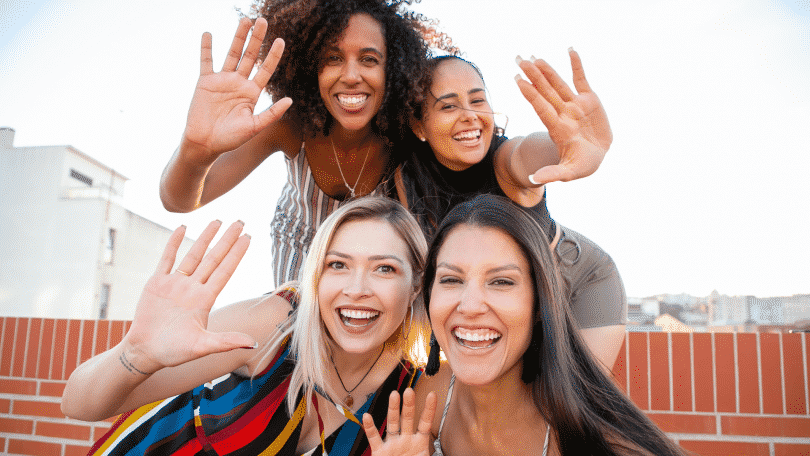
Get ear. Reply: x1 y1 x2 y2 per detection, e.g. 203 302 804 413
410 118 426 142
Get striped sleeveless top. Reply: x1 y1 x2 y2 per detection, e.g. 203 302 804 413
270 146 382 287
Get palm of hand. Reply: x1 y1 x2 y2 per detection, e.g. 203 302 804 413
548 90 611 168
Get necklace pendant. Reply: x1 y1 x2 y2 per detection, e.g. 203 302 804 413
344 394 354 407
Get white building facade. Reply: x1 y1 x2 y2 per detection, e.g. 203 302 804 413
0 127 192 320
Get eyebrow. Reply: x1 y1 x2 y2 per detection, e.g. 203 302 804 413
432 88 486 106
435 262 521 274
326 251 404 264
324 46 385 59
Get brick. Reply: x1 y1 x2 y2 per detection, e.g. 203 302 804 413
8 438 62 456
35 420 92 440
0 398 11 413
52 319 68 380
64 319 82 379
13 400 65 418
0 379 37 395
39 381 66 397
94 424 112 441
124 320 132 333
611 337 627 393
0 417 34 434
94 320 110 357
760 332 784 414
783 333 807 415
646 412 715 434
65 444 94 456
110 320 125 346
715 333 736 412
24 319 42 378
649 332 670 411
12 318 29 377
628 332 649 410
775 443 810 456
693 333 714 412
737 333 760 414
722 415 810 438
679 440 770 456
37 319 55 379
671 333 692 411
80 320 95 364
1 317 17 376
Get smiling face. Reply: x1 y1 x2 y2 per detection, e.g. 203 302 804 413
318 13 387 133
429 224 534 385
413 58 495 171
318 218 415 356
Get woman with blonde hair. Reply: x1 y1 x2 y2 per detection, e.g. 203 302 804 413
63 196 430 455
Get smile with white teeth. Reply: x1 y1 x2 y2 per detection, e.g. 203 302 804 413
339 308 380 327
453 327 502 349
337 94 368 109
452 129 482 142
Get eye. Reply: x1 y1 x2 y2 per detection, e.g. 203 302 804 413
491 278 516 287
327 260 346 270
324 54 342 65
471 98 488 106
361 55 381 65
438 275 462 285
439 103 458 112
376 264 396 274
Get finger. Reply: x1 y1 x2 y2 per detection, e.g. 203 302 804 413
200 33 214 76
253 37 285 88
205 233 251 295
255 97 292 131
533 56 576 101
222 18 252 72
174 220 223 276
194 220 245 283
157 225 187 274
363 413 384 451
400 388 416 434
192 330 257 358
236 18 267 77
416 392 438 436
568 48 593 94
529 164 578 185
386 390 402 436
516 56 566 114
514 75 558 129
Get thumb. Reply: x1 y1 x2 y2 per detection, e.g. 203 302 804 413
529 164 574 185
256 97 293 130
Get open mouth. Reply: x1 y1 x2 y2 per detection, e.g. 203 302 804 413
339 308 380 328
453 327 502 350
452 129 482 144
337 94 368 110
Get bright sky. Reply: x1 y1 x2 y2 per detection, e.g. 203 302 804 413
2 0 808 307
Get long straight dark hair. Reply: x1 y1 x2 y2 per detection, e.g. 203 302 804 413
423 195 684 456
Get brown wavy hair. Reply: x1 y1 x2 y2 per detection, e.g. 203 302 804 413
250 0 456 143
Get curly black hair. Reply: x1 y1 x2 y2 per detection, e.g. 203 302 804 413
250 0 456 142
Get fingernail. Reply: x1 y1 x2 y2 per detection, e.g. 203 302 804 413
515 55 524 65
244 234 252 240
529 55 537 63
514 74 523 83
568 46 574 52
528 175 539 185
237 219 245 226
242 341 258 349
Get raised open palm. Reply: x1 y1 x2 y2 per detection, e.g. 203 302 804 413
515 49 612 185
123 220 254 374
182 17 292 162
363 389 437 456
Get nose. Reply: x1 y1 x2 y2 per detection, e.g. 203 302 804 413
459 105 478 122
456 283 488 316
343 270 371 300
341 60 362 85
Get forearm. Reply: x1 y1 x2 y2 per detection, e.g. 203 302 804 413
159 139 216 213
503 132 560 188
61 342 160 422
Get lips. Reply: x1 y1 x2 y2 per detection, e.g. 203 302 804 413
338 308 380 327
453 326 502 349
337 94 368 111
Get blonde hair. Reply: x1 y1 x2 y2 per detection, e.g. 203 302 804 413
257 196 428 416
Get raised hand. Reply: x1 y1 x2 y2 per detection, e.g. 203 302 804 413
122 221 253 375
362 388 437 456
515 49 612 185
182 18 293 163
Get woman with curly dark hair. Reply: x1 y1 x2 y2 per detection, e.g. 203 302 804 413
159 0 450 286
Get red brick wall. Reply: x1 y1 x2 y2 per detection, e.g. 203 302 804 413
2 317 809 455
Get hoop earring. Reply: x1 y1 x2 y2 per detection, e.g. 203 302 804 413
426 332 441 376
493 112 509 136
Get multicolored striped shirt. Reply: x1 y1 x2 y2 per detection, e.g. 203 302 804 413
270 147 383 287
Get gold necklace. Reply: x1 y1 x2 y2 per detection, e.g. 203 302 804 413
329 346 385 407
329 137 373 199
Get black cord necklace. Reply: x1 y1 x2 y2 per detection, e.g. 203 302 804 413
329 346 385 407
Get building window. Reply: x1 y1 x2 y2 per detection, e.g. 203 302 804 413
104 228 116 264
69 168 93 186
99 284 111 319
